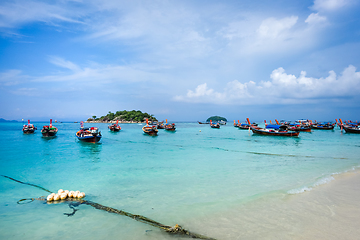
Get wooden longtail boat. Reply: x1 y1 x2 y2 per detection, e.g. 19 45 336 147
157 122 165 129
143 119 158 136
339 119 360 133
237 120 257 129
238 124 251 129
41 119 58 137
210 120 220 128
265 119 312 132
342 125 360 133
76 122 101 143
311 122 335 130
198 121 209 124
164 119 176 131
108 120 121 132
247 118 299 137
23 120 37 134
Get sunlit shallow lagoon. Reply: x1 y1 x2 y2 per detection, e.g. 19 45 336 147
1 122 359 239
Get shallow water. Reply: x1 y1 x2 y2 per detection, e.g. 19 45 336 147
0 122 359 239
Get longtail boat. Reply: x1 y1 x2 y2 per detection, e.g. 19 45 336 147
157 121 165 129
265 119 312 132
210 120 220 128
247 118 299 137
238 120 257 129
311 121 335 130
339 119 360 134
164 119 176 131
142 119 158 136
108 120 121 132
342 124 360 133
76 122 101 143
41 119 58 137
22 120 37 134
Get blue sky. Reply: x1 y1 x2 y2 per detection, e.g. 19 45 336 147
1 0 360 122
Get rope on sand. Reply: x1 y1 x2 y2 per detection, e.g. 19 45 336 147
2 175 216 240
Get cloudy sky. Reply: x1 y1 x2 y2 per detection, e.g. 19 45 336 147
1 0 360 122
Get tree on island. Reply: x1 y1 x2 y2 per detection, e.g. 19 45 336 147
87 110 157 122
206 116 227 122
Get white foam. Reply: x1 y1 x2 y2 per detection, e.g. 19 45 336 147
313 176 335 187
287 186 313 194
287 176 335 195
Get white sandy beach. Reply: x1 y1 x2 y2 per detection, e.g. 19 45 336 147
190 170 360 240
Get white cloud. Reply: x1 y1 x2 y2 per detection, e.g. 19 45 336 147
186 83 214 98
0 69 28 86
174 65 360 105
312 0 351 12
0 0 84 29
257 16 298 39
305 13 327 24
48 56 81 72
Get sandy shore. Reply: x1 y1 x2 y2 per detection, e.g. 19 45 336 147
190 170 360 240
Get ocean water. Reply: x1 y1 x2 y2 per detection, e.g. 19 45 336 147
0 122 359 239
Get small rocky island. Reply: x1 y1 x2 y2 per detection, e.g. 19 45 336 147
86 110 157 123
206 116 227 122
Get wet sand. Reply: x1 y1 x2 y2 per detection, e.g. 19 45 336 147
190 171 360 240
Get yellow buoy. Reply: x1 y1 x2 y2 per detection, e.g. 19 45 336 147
68 191 74 198
53 194 60 201
73 191 78 198
47 194 54 201
60 193 68 200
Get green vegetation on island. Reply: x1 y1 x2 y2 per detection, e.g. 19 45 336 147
206 116 227 122
87 110 157 123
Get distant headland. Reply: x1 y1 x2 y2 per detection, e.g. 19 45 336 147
85 110 157 123
0 118 18 122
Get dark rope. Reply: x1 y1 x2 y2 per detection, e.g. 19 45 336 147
2 175 52 193
2 175 216 239
64 204 78 217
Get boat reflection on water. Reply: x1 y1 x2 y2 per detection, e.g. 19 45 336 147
78 141 102 163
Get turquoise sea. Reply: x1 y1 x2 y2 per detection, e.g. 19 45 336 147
1 121 359 239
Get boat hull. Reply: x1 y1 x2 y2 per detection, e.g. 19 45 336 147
23 129 35 134
251 127 299 137
109 126 121 132
142 126 158 136
343 126 360 134
76 135 102 143
41 130 57 137
297 127 312 132
76 127 102 143
312 124 335 130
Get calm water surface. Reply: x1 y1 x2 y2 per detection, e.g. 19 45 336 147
0 122 359 239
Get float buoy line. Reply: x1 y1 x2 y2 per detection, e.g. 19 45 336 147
2 175 216 240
